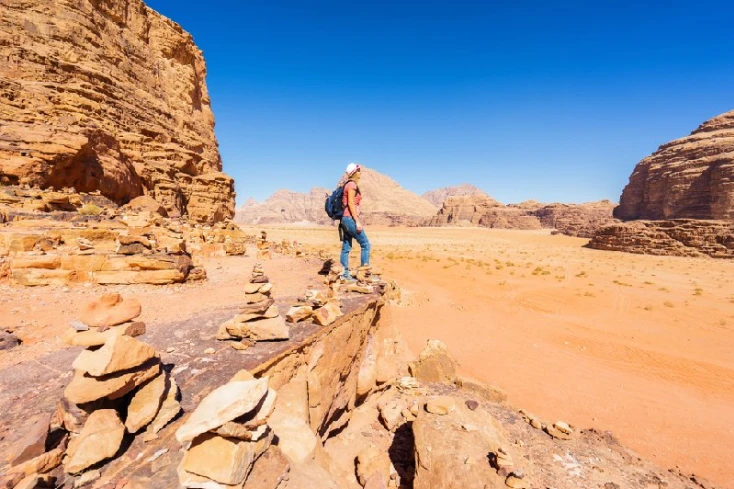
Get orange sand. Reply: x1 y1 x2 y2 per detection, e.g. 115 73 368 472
2 224 732 486
259 225 734 487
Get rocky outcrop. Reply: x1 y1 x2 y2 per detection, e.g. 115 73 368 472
430 196 617 237
615 110 734 221
534 200 618 238
0 186 249 285
236 188 332 226
421 184 488 207
0 0 234 223
237 168 438 226
429 195 503 227
588 219 734 258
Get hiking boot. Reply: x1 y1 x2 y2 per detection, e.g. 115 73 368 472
341 274 357 283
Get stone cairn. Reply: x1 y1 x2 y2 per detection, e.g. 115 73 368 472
255 230 271 260
3 294 180 488
176 370 276 488
285 285 343 326
321 259 384 294
216 263 289 349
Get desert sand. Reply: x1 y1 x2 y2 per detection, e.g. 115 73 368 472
251 224 734 487
2 224 732 486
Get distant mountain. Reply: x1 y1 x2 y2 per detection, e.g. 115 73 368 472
421 184 488 207
236 167 438 226
235 188 331 225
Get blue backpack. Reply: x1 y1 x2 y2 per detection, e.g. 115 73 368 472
324 180 358 220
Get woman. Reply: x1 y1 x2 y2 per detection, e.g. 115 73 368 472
340 162 371 281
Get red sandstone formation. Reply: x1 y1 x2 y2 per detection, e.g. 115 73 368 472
0 0 234 223
588 219 734 258
430 195 617 237
615 110 734 221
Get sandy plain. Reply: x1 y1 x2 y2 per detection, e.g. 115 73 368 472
255 224 734 487
1 224 732 486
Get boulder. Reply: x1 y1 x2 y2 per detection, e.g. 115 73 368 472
79 294 141 327
181 431 272 485
175 378 269 444
62 321 145 347
145 376 182 437
125 372 168 433
0 331 21 351
243 446 290 489
286 305 313 323
408 339 458 384
356 446 392 487
225 316 290 342
64 358 160 404
7 413 49 466
65 409 125 474
312 301 342 326
412 402 511 489
72 335 158 377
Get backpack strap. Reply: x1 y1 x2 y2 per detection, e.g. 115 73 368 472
344 179 360 196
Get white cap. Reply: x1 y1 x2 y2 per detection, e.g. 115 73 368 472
345 163 361 176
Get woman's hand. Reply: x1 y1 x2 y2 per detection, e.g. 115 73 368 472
356 220 363 233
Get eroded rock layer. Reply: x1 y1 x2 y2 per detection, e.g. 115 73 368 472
588 219 734 258
430 196 617 237
615 110 734 221
0 0 234 223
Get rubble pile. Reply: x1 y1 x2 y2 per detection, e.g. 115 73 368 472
2 294 181 487
216 263 289 348
285 286 343 326
176 370 279 488
0 187 249 285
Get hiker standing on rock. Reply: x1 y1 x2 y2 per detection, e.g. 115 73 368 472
339 163 370 281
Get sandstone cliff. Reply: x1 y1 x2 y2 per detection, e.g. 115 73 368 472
237 167 438 226
588 220 734 258
421 184 488 207
615 110 734 221
430 196 617 237
0 0 234 223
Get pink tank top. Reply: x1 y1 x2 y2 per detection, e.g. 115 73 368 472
342 180 361 218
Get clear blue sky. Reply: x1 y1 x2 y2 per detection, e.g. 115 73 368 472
145 0 733 206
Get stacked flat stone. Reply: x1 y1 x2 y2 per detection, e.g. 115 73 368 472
4 294 181 485
286 287 343 326
216 263 289 346
176 371 277 488
256 230 271 260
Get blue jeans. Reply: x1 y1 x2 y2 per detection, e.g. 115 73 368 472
340 217 371 273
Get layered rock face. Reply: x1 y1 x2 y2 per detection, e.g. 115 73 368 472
534 200 618 238
615 110 734 221
588 219 734 258
430 196 617 237
421 184 487 207
0 0 234 223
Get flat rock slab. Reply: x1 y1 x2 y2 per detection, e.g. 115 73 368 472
0 292 378 487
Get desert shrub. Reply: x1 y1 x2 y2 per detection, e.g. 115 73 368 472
78 204 103 216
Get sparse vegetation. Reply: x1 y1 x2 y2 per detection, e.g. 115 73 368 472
78 204 103 216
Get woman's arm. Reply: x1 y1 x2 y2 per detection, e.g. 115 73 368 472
346 187 362 233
